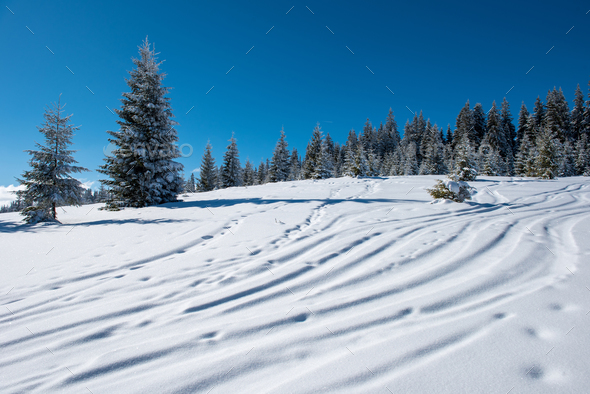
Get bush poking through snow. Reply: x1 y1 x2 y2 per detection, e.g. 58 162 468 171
427 179 474 203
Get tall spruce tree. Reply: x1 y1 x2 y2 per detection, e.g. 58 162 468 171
16 98 88 223
220 133 242 187
197 142 217 192
99 38 183 209
268 127 291 182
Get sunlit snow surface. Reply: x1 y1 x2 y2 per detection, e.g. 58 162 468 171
1 176 590 393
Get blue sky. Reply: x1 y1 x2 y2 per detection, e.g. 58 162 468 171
1 0 589 196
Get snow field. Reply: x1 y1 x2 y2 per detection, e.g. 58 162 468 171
1 176 590 393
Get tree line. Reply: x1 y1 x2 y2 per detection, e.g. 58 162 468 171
9 37 590 223
192 83 590 192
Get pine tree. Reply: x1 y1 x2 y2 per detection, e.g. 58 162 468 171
333 143 342 177
419 124 445 175
378 108 400 158
445 125 453 145
452 101 476 149
243 159 255 186
342 145 357 177
197 142 217 192
402 141 419 175
99 38 183 209
185 173 196 193
451 133 478 181
315 138 335 179
575 133 590 175
360 118 377 154
501 98 516 159
584 79 590 136
302 123 330 179
558 140 576 177
479 101 508 175
544 88 570 143
350 144 369 177
268 127 291 182
535 127 559 179
533 96 545 133
257 161 267 185
472 103 487 149
16 98 88 223
220 133 242 188
288 148 301 181
571 84 586 141
516 102 529 151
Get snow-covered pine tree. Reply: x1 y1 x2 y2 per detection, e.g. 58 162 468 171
584 79 590 136
367 150 379 176
333 143 342 177
342 145 356 177
571 84 586 142
501 98 516 153
99 38 183 209
243 159 255 186
379 108 400 158
533 96 545 132
268 127 291 182
351 144 369 177
288 149 301 181
478 101 508 175
452 101 476 150
197 142 217 192
558 140 576 177
16 98 88 223
325 133 335 160
544 88 570 143
257 161 267 185
220 133 242 188
451 133 478 181
360 119 377 155
445 125 453 146
302 123 329 179
419 123 445 175
535 127 559 179
185 173 196 193
514 115 539 177
575 133 590 175
402 141 419 176
472 103 487 149
315 138 335 179
516 102 529 152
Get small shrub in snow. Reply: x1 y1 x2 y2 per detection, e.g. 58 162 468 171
427 178 474 203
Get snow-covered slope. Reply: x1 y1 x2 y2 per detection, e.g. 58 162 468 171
1 176 589 393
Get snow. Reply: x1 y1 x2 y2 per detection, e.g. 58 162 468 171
1 175 590 393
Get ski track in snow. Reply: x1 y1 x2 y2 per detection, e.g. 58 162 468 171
1 176 590 393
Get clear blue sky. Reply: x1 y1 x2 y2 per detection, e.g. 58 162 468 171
1 0 589 190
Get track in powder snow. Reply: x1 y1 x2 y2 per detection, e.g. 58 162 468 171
1 176 590 393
